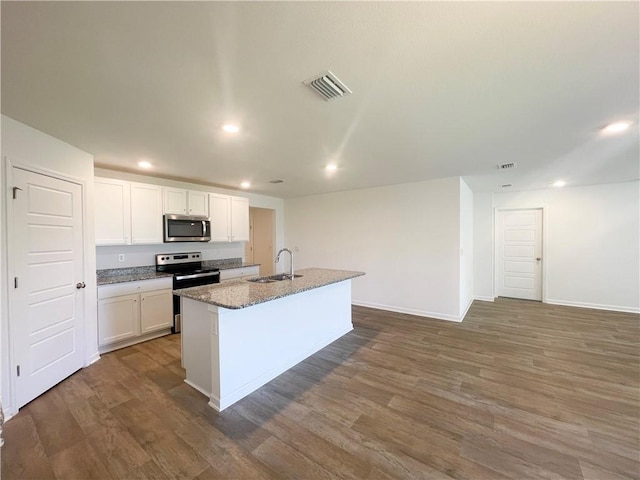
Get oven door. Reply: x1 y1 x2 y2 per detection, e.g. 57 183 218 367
164 214 211 242
172 270 220 333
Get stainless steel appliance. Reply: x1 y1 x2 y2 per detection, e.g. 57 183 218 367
155 252 220 333
163 214 211 242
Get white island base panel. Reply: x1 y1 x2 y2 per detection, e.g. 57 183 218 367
181 280 353 411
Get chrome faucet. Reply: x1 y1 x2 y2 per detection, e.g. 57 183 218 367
276 248 294 279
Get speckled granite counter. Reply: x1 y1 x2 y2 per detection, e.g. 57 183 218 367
97 259 259 286
97 267 172 286
174 267 364 309
204 260 260 270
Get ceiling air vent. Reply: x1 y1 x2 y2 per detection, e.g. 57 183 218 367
304 70 352 101
269 179 284 184
497 162 516 170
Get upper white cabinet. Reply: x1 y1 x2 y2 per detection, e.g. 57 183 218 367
209 193 250 242
230 196 250 241
95 178 131 245
131 183 163 244
95 177 163 245
163 188 209 217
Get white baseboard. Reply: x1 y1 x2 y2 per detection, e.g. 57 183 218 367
86 351 101 367
352 300 463 322
545 298 640 314
459 298 473 321
473 296 495 302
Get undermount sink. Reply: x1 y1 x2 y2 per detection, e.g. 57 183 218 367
246 273 303 283
246 277 277 283
267 273 303 281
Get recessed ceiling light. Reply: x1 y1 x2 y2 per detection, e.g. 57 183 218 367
325 164 337 171
602 121 631 134
137 160 152 169
552 180 566 188
222 124 240 133
240 181 251 189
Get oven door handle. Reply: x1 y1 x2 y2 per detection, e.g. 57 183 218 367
175 271 220 281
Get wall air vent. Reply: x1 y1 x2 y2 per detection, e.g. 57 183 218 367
304 70 352 101
497 162 516 170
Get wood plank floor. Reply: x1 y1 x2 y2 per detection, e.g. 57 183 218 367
2 298 639 479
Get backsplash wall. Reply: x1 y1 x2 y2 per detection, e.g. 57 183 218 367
96 242 245 270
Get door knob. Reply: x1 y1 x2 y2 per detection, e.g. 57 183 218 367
536 257 542 261
76 282 86 289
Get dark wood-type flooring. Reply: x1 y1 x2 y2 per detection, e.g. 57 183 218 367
2 298 639 479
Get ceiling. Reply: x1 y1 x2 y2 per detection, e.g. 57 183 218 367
2 1 638 198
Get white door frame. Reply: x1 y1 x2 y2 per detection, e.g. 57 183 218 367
494 206 548 303
3 158 95 417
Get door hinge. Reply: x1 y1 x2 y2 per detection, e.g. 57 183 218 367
14 277 18 288
17 365 20 377
12 186 23 199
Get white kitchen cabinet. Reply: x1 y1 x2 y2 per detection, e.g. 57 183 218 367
219 265 260 282
140 289 173 333
163 188 209 216
209 193 249 242
98 277 173 352
230 196 250 241
131 182 163 244
98 293 140 346
94 178 131 245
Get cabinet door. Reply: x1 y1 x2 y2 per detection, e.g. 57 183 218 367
131 183 163 244
209 193 231 242
230 196 250 242
164 188 187 215
140 289 173 333
95 178 131 245
98 294 140 346
188 191 209 216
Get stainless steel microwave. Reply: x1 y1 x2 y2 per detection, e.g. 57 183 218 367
163 214 211 242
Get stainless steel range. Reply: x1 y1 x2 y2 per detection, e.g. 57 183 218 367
155 252 220 333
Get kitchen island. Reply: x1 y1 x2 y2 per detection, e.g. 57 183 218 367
174 267 364 411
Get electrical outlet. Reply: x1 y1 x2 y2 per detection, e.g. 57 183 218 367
118 254 125 262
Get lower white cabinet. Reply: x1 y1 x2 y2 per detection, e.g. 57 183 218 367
98 277 173 350
219 265 260 282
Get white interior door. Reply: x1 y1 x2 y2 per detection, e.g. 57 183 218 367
11 167 85 408
496 208 543 301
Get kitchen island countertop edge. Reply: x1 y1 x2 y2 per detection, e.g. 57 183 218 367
174 267 365 309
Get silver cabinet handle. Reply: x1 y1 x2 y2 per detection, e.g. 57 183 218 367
76 282 86 289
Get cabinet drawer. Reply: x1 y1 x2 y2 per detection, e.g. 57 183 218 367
98 277 173 299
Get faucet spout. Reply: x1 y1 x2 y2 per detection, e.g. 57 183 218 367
275 248 294 279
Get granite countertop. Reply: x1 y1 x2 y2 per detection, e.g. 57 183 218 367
97 258 260 286
97 266 173 286
174 267 365 309
206 261 260 270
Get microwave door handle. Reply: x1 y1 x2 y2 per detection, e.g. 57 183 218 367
202 220 207 237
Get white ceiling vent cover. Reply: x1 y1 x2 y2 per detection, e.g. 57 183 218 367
497 162 517 170
304 70 352 101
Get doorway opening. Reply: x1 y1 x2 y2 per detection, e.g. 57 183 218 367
495 208 544 301
245 207 276 276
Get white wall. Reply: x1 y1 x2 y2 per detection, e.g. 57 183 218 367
474 181 640 313
1 115 98 417
459 178 474 316
473 192 495 301
94 168 285 270
285 177 465 321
